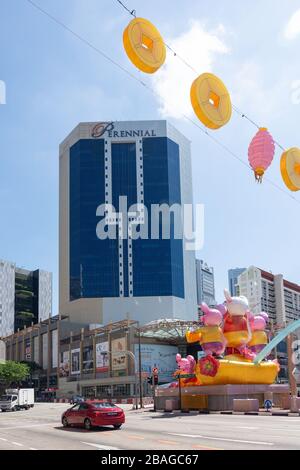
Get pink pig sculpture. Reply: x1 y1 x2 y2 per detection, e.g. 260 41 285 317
186 303 226 357
200 303 226 356
176 354 196 374
248 312 269 355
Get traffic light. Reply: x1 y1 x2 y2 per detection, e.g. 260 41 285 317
147 375 158 385
152 368 159 386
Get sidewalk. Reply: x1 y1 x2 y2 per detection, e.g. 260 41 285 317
154 408 300 417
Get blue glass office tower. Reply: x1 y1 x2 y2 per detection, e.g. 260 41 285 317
59 121 197 325
228 268 246 297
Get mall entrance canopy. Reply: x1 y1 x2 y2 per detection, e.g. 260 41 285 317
138 319 199 345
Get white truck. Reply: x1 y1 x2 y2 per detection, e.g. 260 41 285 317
0 389 35 412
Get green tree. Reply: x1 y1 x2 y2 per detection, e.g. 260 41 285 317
20 361 42 387
20 361 42 375
0 361 30 389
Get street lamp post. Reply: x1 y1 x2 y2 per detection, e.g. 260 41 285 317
137 325 143 409
125 350 139 410
178 375 182 412
287 334 298 397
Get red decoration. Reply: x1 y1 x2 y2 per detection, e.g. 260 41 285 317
199 356 220 377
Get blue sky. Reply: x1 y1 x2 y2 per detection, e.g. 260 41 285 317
1 0 300 314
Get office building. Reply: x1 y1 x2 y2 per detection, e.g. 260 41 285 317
59 120 197 325
237 266 300 325
0 259 52 338
237 266 300 383
195 260 216 307
228 267 246 297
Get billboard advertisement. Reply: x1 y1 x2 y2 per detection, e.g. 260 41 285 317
59 351 70 378
96 342 109 373
82 345 94 373
134 344 178 383
25 338 31 361
71 348 81 375
111 338 127 371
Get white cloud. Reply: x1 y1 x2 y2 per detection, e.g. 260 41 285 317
231 62 271 115
231 60 288 123
284 9 300 40
151 21 229 119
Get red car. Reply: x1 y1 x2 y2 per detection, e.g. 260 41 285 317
61 401 125 431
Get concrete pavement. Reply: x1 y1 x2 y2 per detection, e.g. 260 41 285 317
0 403 300 450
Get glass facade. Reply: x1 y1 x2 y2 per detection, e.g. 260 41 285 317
0 261 52 336
134 137 184 298
228 268 246 297
69 136 184 301
70 139 119 300
196 260 215 306
112 142 137 299
14 270 39 332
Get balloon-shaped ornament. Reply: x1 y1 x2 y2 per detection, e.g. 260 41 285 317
248 128 275 183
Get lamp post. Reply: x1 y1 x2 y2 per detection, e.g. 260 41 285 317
137 324 143 409
128 322 144 409
178 375 182 412
287 334 298 397
125 350 139 410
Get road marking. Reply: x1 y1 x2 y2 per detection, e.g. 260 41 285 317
127 435 145 440
157 440 177 446
0 438 33 449
192 444 223 451
281 419 300 422
238 427 259 430
0 423 61 431
81 442 120 450
271 428 300 432
167 433 274 446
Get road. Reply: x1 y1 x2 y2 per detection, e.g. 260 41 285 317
0 404 300 450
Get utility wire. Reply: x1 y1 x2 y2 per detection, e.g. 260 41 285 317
165 44 200 75
115 0 287 152
24 0 300 207
116 0 136 17
25 0 146 88
115 0 201 76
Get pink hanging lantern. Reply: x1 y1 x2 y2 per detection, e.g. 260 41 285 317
248 128 275 183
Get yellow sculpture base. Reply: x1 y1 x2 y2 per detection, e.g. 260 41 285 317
195 355 278 386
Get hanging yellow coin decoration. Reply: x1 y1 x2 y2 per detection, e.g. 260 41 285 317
190 73 232 130
123 17 166 74
280 147 300 192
